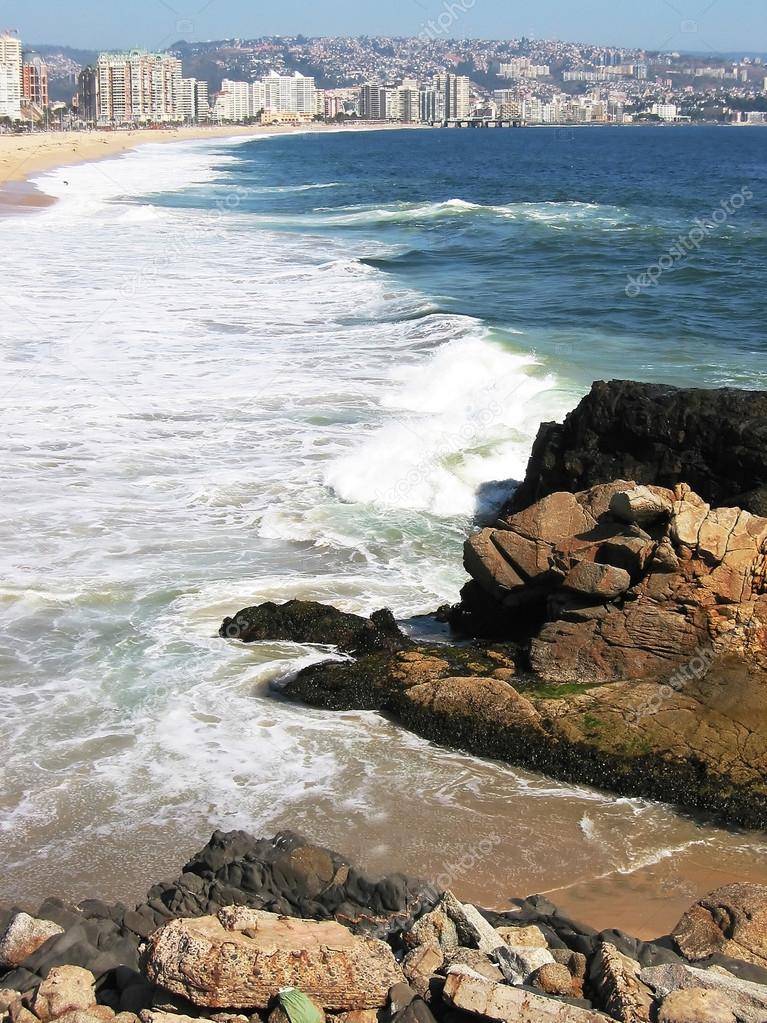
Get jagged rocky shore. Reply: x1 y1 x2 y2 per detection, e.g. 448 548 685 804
5 380 767 1023
3 830 767 1023
221 380 767 827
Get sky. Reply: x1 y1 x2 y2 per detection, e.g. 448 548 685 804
2 0 766 54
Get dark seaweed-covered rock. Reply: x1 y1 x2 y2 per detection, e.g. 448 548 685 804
219 600 411 656
508 380 767 516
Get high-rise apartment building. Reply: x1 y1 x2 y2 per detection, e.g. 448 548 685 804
92 51 182 125
434 74 471 120
359 84 388 120
22 52 49 107
262 72 316 114
178 78 197 122
195 81 210 120
0 33 22 121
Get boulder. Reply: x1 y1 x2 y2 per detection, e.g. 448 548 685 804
219 601 410 657
31 966 97 1022
507 380 767 515
562 562 631 600
0 915 64 969
463 481 767 684
657 989 737 1023
672 884 767 968
140 1013 218 1023
640 962 767 1023
496 946 556 986
442 971 612 1021
442 949 503 983
609 486 674 526
529 962 574 997
142 908 403 1011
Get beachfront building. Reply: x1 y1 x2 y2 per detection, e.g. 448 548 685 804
214 73 317 122
358 84 388 120
90 51 183 125
434 73 471 120
22 52 49 108
262 72 317 115
195 81 210 121
0 33 22 121
178 77 199 122
215 79 259 121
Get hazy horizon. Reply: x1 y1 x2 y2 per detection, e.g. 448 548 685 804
3 0 766 54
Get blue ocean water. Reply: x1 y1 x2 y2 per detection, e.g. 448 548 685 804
2 125 767 922
162 124 767 388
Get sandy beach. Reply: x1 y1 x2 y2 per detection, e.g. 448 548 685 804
0 123 411 208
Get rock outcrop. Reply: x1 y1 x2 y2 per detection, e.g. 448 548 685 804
459 482 767 682
507 380 767 516
142 909 403 1010
254 482 767 826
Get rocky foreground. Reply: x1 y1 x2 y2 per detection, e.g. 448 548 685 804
3 831 767 1023
221 381 767 828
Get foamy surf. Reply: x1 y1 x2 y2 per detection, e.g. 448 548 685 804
2 129 766 927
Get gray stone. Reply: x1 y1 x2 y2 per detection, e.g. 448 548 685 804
443 970 612 1021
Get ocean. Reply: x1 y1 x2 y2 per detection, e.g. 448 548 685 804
1 125 766 936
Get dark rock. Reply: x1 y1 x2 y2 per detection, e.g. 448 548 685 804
219 601 410 657
0 967 44 992
508 380 767 515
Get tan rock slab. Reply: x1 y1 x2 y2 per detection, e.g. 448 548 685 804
442 971 612 1021
657 988 736 1023
142 910 403 1011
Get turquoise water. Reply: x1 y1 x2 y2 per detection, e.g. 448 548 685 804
0 126 765 925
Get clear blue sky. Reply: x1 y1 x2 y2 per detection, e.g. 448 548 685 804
3 0 766 53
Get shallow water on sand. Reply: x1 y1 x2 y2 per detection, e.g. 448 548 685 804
1 128 766 936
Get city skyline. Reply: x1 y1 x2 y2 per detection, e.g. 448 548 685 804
2 0 767 54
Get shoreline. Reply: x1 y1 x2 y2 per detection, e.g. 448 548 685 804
2 828 767 1023
0 122 430 209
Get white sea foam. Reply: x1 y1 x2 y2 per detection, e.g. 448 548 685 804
0 138 763 908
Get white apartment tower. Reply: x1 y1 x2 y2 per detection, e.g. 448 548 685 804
262 71 317 114
0 33 22 121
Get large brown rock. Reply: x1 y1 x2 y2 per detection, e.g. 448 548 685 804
142 908 403 1011
672 884 767 968
31 966 97 1022
640 962 767 1023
